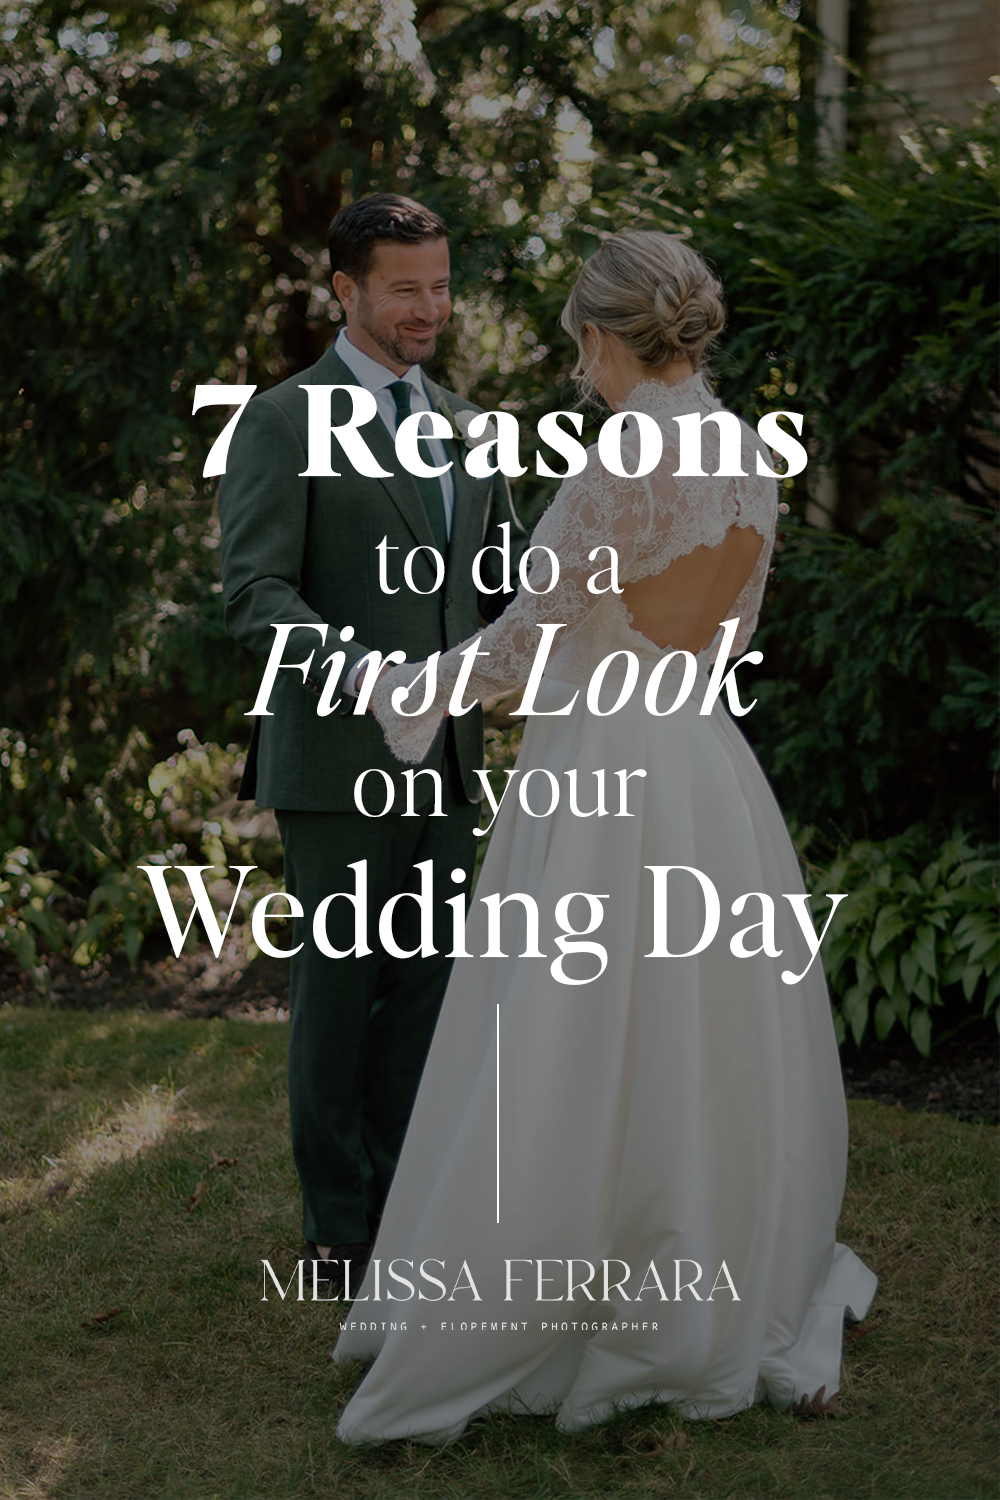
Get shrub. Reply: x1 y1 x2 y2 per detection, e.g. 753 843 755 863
0 736 282 987
804 827 999 1056
748 491 997 843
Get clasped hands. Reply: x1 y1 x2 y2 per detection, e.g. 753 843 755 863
356 660 451 720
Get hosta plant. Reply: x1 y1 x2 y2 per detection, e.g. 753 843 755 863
805 828 999 1056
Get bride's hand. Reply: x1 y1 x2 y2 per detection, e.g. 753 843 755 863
355 660 394 713
368 665 401 728
369 662 445 765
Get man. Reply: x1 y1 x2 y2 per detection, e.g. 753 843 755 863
218 194 526 1290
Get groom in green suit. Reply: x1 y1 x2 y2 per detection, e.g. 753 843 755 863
219 194 526 1285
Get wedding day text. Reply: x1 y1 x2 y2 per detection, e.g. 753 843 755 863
138 860 846 988
195 382 808 480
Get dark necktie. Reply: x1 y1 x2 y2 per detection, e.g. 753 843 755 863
389 380 449 555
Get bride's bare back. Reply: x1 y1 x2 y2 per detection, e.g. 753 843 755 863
621 530 765 656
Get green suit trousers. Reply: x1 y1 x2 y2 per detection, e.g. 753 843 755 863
277 754 479 1246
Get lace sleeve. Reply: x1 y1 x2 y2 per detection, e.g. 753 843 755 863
371 440 654 763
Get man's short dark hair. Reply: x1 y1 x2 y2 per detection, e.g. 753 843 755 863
327 194 449 283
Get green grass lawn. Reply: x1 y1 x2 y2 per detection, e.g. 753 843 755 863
0 1003 995 1500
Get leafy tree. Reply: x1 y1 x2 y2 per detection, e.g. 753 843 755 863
577 107 998 841
0 0 797 853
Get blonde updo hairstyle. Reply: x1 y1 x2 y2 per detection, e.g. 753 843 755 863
561 230 725 394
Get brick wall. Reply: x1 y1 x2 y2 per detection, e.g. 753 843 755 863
862 0 998 123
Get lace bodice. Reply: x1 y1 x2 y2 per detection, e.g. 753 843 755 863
372 373 777 762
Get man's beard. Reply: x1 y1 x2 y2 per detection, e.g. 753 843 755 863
356 303 441 369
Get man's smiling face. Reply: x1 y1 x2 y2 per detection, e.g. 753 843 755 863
335 237 452 373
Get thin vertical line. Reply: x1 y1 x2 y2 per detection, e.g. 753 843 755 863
495 1002 500 1224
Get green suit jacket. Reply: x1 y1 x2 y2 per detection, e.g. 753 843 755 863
218 343 527 810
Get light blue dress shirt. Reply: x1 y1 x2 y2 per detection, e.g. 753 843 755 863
333 329 456 696
334 328 456 536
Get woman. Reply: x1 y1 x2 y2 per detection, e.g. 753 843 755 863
333 230 876 1442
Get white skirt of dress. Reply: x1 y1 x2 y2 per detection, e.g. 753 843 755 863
334 672 876 1443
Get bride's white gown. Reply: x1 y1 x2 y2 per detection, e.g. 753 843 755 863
334 374 876 1443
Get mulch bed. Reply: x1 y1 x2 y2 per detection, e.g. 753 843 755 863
840 1018 998 1126
3 949 997 1126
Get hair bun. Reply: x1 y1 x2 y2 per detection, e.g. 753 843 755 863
654 281 724 357
561 229 726 381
